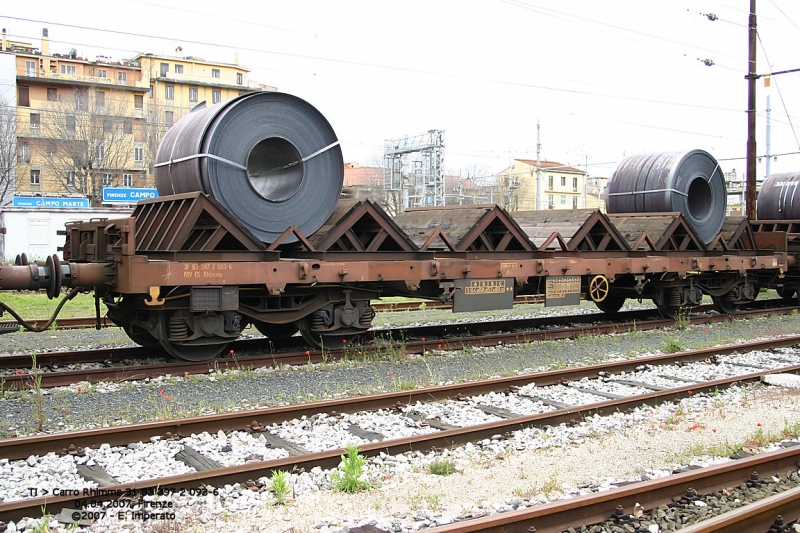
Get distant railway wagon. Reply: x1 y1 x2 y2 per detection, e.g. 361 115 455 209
0 92 798 361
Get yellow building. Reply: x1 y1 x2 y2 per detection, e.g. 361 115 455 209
496 159 587 211
4 28 271 205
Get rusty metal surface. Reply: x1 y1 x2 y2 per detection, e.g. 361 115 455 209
393 205 535 252
306 198 417 252
511 209 629 252
608 213 705 251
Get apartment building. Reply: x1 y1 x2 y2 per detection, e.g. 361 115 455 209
496 159 587 211
3 28 271 205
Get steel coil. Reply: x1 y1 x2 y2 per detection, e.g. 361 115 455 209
606 149 727 244
155 92 343 243
756 172 800 220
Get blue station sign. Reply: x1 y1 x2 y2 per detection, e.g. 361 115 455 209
12 196 91 208
102 187 159 204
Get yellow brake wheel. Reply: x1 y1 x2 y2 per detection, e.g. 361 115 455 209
589 275 610 303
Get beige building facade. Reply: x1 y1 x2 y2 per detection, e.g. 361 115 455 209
497 159 588 211
4 28 271 205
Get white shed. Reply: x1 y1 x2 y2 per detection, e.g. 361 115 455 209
0 207 132 261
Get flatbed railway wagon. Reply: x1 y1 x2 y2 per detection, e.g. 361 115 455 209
0 92 797 361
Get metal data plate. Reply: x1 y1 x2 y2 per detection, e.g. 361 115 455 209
545 276 581 307
453 278 514 313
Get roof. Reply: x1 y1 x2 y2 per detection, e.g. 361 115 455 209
515 160 585 174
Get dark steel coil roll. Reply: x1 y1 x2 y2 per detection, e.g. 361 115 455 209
155 92 343 243
606 149 727 244
756 172 800 220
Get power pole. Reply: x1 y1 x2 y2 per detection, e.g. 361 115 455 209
745 0 757 220
535 121 542 211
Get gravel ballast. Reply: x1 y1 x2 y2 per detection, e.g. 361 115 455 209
1 305 800 532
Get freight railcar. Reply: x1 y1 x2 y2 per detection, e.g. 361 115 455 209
0 93 797 361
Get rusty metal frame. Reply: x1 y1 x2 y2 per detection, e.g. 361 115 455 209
133 192 266 253
306 199 417 252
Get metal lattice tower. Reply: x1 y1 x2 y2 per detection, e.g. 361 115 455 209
383 130 445 208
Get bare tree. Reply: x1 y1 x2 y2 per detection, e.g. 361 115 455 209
144 102 187 184
35 88 135 204
0 96 16 205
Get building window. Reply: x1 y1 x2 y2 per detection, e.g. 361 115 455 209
123 173 133 187
47 88 57 102
547 176 553 189
123 120 132 134
548 194 554 209
561 194 566 205
134 95 143 109
102 173 113 186
18 142 30 163
212 89 221 104
26 60 36 76
74 90 86 111
61 64 76 75
560 176 566 187
66 115 76 132
212 68 220 78
30 169 40 185
189 87 198 102
236 72 242 85
165 85 174 100
572 196 578 209
18 86 30 107
117 71 127 85
47 144 56 157
97 68 107 78
160 62 169 76
30 113 40 131
66 171 75 186
103 119 112 133
573 177 578 191
164 111 174 127
97 144 105 161
175 64 183 74
134 146 144 162
149 85 153 98
96 91 105 107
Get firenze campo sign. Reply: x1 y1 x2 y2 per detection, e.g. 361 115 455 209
12 196 90 208
102 188 159 204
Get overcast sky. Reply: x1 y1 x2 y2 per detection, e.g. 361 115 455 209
2 0 798 180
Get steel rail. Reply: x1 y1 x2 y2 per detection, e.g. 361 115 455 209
0 296 548 331
0 303 797 390
676 486 800 533
420 447 800 533
0 347 798 521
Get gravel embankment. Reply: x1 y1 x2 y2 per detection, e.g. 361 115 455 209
1 304 800 532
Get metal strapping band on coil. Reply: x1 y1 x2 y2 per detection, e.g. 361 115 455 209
607 188 688 197
153 153 248 170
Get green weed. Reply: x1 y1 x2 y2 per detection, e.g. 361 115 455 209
269 470 292 504
331 443 372 492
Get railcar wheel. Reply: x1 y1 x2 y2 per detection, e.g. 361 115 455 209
123 324 161 350
157 310 235 362
159 338 231 362
653 290 678 320
252 320 299 340
297 315 362 350
777 286 796 300
595 296 626 314
711 294 739 314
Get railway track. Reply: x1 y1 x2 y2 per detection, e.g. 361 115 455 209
0 296 548 332
1 336 799 528
1 301 798 390
428 447 800 533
